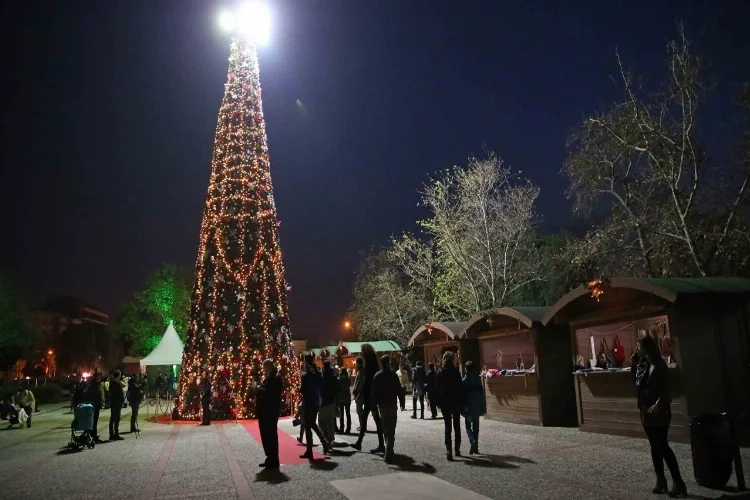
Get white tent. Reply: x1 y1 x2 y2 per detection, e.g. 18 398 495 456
140 321 185 366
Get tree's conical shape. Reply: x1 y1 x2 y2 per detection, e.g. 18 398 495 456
177 39 299 420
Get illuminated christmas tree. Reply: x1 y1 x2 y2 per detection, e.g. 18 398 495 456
177 34 299 420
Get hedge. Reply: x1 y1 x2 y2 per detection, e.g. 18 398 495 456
0 383 63 404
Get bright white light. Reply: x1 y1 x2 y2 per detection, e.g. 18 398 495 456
218 10 235 33
219 2 271 45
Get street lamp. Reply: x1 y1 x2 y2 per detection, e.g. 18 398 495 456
218 2 271 44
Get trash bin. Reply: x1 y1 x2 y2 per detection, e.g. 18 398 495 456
690 414 735 489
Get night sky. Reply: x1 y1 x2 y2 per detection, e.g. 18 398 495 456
1 0 749 345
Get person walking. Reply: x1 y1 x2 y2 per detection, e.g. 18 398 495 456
352 357 365 432
127 373 144 433
436 351 464 460
632 335 687 497
411 361 426 420
15 387 35 429
462 361 483 454
300 354 330 458
319 360 338 444
337 367 352 434
372 354 401 463
351 344 384 453
199 371 212 426
396 362 409 411
109 370 125 440
85 373 105 442
425 362 438 419
254 359 282 469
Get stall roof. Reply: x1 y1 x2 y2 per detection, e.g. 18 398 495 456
408 321 467 346
335 341 401 355
541 277 750 326
461 306 549 336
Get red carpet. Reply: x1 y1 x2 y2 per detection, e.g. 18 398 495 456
241 420 324 464
146 414 237 425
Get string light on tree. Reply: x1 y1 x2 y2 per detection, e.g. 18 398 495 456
177 1 300 420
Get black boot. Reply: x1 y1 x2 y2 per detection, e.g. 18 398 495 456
668 479 687 498
652 476 668 494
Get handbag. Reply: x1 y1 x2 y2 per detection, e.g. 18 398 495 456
611 335 625 366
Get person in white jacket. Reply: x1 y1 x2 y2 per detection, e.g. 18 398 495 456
15 388 35 429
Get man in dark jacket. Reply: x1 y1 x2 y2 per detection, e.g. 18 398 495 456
300 354 329 458
200 371 212 426
411 361 426 420
254 359 282 469
109 370 125 440
127 374 144 433
372 355 401 463
425 363 438 419
85 373 104 442
352 345 384 453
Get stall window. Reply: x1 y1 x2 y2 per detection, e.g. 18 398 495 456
574 316 669 367
480 332 534 371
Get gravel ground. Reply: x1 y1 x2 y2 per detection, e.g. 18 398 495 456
0 402 748 500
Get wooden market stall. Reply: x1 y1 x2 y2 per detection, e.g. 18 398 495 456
331 341 402 371
408 322 465 370
460 307 577 427
542 277 750 444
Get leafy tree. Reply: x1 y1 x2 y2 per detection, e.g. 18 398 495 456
565 25 750 277
114 264 193 357
0 271 38 364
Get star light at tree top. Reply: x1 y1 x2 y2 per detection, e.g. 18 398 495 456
177 2 300 420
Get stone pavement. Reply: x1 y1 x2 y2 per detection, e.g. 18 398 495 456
0 402 748 500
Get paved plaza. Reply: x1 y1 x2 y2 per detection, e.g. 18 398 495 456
0 402 748 500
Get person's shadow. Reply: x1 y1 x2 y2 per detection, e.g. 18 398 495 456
380 454 436 474
309 459 339 471
255 469 290 484
463 454 535 469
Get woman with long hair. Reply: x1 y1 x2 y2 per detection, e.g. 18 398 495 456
632 334 686 497
351 344 384 453
352 356 365 431
435 351 464 460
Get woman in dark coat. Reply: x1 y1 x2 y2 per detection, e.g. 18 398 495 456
632 334 686 497
336 368 352 434
352 344 384 453
435 351 464 460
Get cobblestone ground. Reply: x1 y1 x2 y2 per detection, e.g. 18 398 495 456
0 402 748 500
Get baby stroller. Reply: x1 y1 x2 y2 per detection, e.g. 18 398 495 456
68 403 96 450
6 405 27 429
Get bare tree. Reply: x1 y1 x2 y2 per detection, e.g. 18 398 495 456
565 25 750 277
421 153 541 311
349 251 430 346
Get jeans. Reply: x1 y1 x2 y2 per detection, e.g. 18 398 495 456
378 403 398 458
21 406 32 428
427 393 438 418
303 406 326 454
355 397 364 427
412 393 424 418
642 410 682 481
356 400 384 448
338 402 351 432
259 416 279 466
109 405 122 437
465 413 479 442
201 399 211 425
318 403 336 443
443 410 461 449
93 407 101 438
130 400 140 430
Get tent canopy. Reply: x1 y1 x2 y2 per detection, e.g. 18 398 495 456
139 321 185 366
